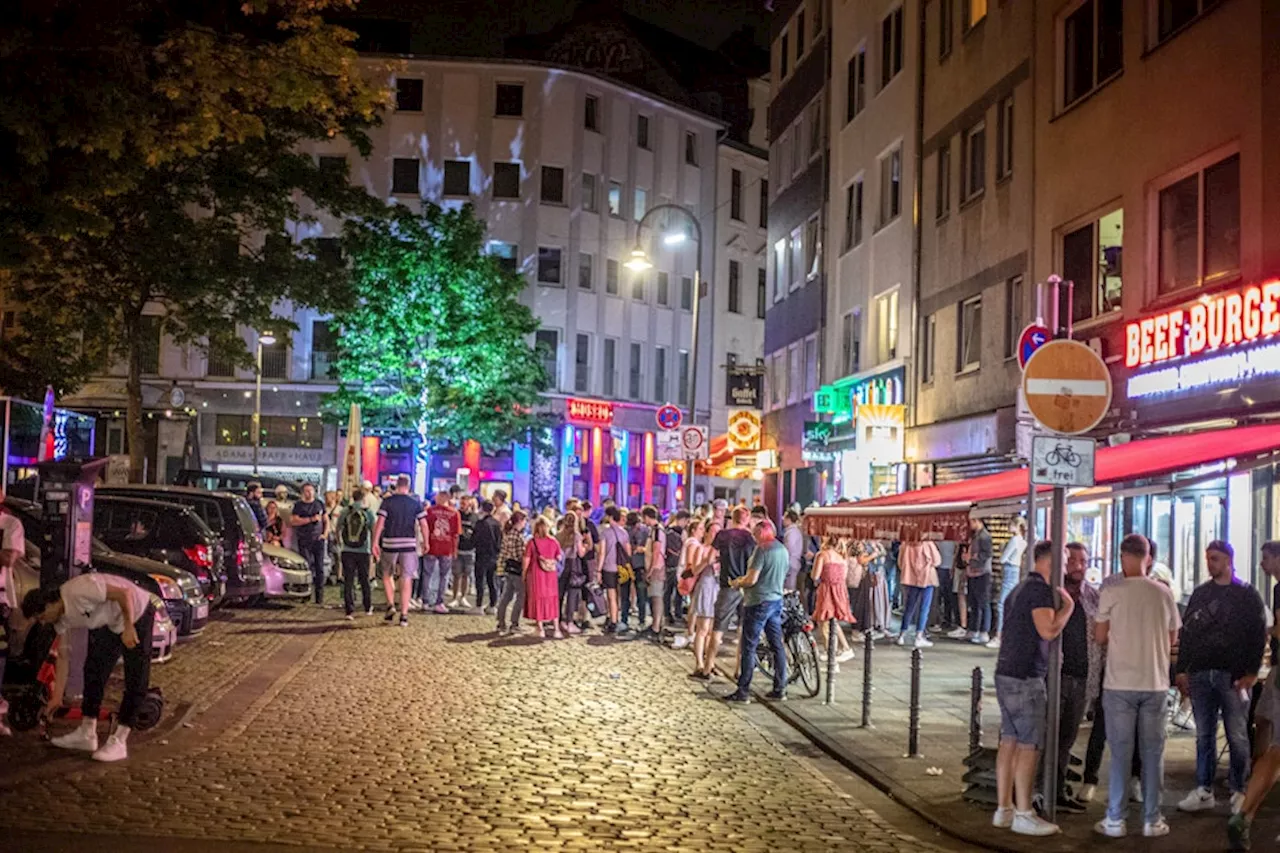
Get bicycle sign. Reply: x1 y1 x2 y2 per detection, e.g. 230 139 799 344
1031 435 1096 487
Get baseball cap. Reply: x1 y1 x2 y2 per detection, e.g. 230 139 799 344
713 498 728 510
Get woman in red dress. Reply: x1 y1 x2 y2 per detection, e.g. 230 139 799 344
523 516 564 638
811 536 856 665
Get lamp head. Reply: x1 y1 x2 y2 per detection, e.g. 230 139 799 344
624 247 652 272
259 330 277 346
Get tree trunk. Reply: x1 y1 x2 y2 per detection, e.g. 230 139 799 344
125 312 146 483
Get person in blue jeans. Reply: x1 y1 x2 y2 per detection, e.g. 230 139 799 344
1172 540 1267 815
290 482 329 605
723 519 789 703
1094 534 1182 840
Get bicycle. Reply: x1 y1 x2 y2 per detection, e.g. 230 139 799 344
1045 442 1082 467
755 591 821 698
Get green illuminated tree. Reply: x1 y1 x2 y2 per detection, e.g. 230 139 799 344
326 203 549 456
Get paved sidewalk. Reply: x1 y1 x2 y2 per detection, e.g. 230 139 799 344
705 627 1279 853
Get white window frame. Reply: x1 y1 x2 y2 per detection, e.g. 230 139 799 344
578 252 594 291
962 120 986 202
803 333 819 395
841 310 861 377
878 144 903 227
536 246 564 286
804 214 821 281
653 345 668 403
1147 144 1241 299
773 238 787 302
957 295 982 373
1059 205 1124 325
874 288 899 364
574 332 592 393
607 181 623 217
880 6 905 90
602 337 618 397
920 313 936 385
628 342 644 401
633 187 648 222
1056 0 1124 112
787 343 803 406
846 43 867 124
996 95 1014 181
789 226 804 292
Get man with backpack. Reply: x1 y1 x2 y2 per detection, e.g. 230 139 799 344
663 510 688 626
337 488 375 619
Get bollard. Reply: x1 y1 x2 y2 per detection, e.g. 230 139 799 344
860 630 874 727
969 666 984 753
907 647 923 757
823 618 837 705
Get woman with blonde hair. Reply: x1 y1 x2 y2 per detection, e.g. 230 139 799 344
687 520 722 679
523 515 564 638
811 536 855 665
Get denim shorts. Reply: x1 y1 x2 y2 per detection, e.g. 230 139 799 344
995 674 1047 748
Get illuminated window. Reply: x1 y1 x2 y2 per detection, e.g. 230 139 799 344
608 181 623 217
875 290 899 363
634 187 647 222
965 0 987 30
1063 209 1123 321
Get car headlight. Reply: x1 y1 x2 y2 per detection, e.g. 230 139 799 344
150 574 183 600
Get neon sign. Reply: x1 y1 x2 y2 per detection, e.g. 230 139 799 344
566 398 614 426
1125 280 1280 368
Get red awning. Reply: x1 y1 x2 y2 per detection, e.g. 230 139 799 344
805 423 1280 541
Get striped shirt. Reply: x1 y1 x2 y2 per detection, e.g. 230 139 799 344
377 493 425 553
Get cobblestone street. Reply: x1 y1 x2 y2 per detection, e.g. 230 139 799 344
0 600 971 853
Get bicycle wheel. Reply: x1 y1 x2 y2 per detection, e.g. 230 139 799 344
757 632 775 679
789 632 821 698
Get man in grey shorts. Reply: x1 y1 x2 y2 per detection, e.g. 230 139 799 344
371 475 427 627
701 507 754 679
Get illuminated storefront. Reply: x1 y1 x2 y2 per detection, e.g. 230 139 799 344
817 366 907 502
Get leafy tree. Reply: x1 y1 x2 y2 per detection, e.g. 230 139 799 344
0 0 387 481
326 203 549 462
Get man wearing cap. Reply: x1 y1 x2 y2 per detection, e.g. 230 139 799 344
1174 540 1267 815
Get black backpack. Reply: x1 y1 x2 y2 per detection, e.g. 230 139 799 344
664 525 684 570
341 507 369 548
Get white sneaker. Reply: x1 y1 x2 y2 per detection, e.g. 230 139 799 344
1231 791 1246 814
946 627 968 639
895 633 908 646
91 730 129 762
992 806 1015 829
836 650 855 663
971 632 991 645
1012 811 1060 837
51 722 98 752
1079 783 1097 803
1130 778 1144 804
671 635 691 650
432 603 448 614
410 598 423 611
1094 818 1127 838
1143 818 1170 837
1178 786 1214 812
915 635 935 648
365 607 374 616
985 637 1001 649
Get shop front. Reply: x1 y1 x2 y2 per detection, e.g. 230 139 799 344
552 397 677 512
817 365 908 503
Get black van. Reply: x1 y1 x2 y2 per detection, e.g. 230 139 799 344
93 496 227 607
96 485 265 603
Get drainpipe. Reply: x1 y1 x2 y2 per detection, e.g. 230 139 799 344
908 0 927 484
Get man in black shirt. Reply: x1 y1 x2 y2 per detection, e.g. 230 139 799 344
473 500 503 615
1055 542 1092 812
992 540 1074 838
699 507 754 679
290 482 329 605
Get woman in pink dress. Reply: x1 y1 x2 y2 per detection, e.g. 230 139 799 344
523 516 564 638
811 537 855 664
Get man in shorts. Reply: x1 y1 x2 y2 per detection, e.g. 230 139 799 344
422 491 461 614
1227 540 1280 850
701 507 754 679
451 493 478 609
598 506 628 632
641 506 667 639
371 476 425 627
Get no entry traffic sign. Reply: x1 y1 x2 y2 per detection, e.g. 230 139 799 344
1021 339 1112 435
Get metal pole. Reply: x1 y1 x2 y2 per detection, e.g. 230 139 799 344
907 647 922 757
860 630 874 727
686 262 702 511
252 340 263 474
824 617 837 705
969 665 984 754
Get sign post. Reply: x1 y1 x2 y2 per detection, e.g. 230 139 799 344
656 404 682 431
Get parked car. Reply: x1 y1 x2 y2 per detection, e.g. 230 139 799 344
92 541 209 637
174 469 301 501
260 542 314 601
92 495 226 607
96 485 266 604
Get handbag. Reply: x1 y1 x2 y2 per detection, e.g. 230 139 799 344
584 583 608 619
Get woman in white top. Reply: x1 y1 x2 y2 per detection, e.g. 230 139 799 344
989 518 1028 649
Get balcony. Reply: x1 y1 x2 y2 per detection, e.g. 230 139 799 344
260 347 288 380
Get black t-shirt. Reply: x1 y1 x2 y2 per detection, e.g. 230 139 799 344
457 511 477 552
292 499 326 544
714 527 755 588
995 573 1056 680
1061 586 1089 678
1272 585 1279 668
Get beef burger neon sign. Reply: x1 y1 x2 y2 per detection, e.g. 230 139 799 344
1125 280 1280 369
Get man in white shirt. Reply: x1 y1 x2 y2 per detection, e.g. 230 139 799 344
22 572 155 762
0 505 27 735
1094 534 1182 839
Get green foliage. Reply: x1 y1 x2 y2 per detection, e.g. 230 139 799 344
326 203 550 451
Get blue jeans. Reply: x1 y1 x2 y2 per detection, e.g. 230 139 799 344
902 585 934 634
737 599 786 696
967 573 992 634
1189 669 1252 793
296 538 327 604
419 555 453 606
1103 689 1168 824
996 566 1019 635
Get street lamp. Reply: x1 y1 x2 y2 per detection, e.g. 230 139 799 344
252 329 276 474
629 204 703 511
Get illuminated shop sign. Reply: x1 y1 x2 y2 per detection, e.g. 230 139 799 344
1125 280 1280 369
1128 339 1280 399
566 398 614 426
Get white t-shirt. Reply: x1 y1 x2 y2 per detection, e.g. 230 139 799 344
56 573 153 636
1097 575 1182 692
0 511 26 608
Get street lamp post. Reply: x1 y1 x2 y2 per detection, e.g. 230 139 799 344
252 330 276 474
627 204 702 511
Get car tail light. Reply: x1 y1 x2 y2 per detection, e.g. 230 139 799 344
183 544 213 569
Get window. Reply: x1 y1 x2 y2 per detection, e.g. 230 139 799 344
536 329 559 388
443 160 470 196
602 339 618 397
395 78 423 111
1063 211 1124 322
789 226 804 291
391 158 419 195
1061 0 1123 109
841 311 862 376
490 241 518 273
685 132 699 166
631 269 646 302
311 320 336 380
539 166 565 204
578 253 594 290
846 47 867 123
796 12 806 60
139 315 162 374
804 215 820 279
314 237 342 267
812 0 824 36
629 343 643 399
965 0 987 30
1157 153 1239 294
657 271 670 306
681 276 693 310
920 314 936 384
875 290 899 363
318 155 347 178
678 350 690 405
759 179 769 227
216 415 322 449
636 114 650 149
879 147 901 225
781 33 790 79
773 238 787 301
1004 275 1025 358
633 187 647 222
608 181 623 217
843 178 864 250
757 269 767 319
493 162 521 199
996 96 1014 180
881 7 904 88
1155 0 1221 45
260 337 287 379
769 351 785 409
575 334 591 393
807 100 822 159
957 296 982 371
787 344 802 405
728 261 742 313
803 335 818 394
962 121 985 200
0 311 15 346
606 259 620 295
584 94 600 131
495 82 524 117
653 347 668 402
936 144 951 219
939 0 954 59
537 247 562 285
791 120 804 176
730 169 743 221
582 173 598 212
